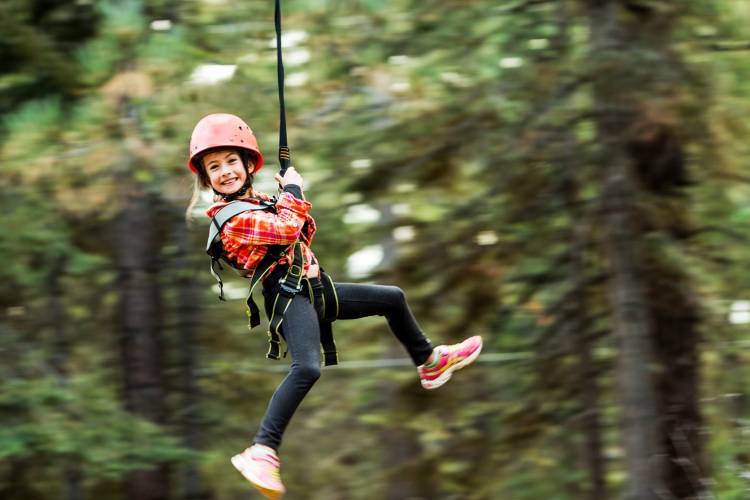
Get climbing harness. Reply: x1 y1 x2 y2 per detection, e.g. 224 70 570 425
261 251 339 366
206 200 339 366
198 1 340 365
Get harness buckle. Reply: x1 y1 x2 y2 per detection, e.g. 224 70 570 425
278 277 304 297
289 264 302 277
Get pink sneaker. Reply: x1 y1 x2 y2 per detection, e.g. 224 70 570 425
418 335 483 390
231 444 286 499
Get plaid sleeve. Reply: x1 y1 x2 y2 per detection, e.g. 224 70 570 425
301 214 317 246
221 192 312 247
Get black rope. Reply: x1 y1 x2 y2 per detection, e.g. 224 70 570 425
275 0 291 176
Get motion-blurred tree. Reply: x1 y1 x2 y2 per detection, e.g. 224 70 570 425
0 0 98 116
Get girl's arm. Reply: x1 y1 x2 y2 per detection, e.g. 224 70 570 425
221 167 311 247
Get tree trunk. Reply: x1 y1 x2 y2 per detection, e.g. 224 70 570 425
0 460 45 500
173 212 213 500
114 184 169 500
587 1 712 498
646 259 711 499
588 2 668 498
602 158 667 500
381 344 435 500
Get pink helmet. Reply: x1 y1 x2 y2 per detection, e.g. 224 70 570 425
187 113 264 174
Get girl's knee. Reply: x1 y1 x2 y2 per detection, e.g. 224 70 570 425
293 363 321 384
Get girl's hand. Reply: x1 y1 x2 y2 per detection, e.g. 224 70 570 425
274 167 304 189
306 261 320 279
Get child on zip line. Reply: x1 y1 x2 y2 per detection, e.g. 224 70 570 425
186 113 483 499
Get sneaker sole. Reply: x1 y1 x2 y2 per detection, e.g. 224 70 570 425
421 337 483 390
231 454 285 499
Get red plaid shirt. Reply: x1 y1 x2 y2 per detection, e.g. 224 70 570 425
206 190 319 278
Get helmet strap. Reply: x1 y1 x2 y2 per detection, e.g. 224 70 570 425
217 170 254 201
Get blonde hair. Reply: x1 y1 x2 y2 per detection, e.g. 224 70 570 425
184 175 207 224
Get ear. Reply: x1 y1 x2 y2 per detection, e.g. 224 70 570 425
238 150 253 171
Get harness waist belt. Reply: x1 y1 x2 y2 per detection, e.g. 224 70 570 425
261 269 339 366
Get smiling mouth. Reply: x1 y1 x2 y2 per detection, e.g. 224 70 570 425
222 177 238 186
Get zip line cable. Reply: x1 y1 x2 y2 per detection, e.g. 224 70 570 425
205 351 534 375
323 351 532 370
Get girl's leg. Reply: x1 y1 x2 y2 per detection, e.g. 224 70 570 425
254 294 321 451
334 282 434 366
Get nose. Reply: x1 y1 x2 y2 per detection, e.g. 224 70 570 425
217 162 232 176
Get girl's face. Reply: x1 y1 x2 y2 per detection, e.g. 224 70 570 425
203 149 252 194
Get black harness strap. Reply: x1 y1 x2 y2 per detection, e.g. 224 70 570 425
319 321 337 366
207 201 271 252
245 245 288 329
262 265 340 366
264 241 305 361
207 200 273 300
318 271 339 365
207 201 339 365
321 272 339 322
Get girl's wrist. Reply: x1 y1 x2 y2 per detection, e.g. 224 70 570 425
283 184 303 199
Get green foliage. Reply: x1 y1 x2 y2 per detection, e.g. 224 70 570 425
1 98 63 163
99 0 147 45
0 0 98 115
0 374 191 479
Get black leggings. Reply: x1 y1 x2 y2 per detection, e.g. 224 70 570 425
253 282 434 450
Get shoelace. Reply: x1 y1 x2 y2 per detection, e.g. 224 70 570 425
255 452 279 466
251 449 281 479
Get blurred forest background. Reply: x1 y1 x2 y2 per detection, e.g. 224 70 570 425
1 1 750 499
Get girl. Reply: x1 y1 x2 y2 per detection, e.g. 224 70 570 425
186 113 482 499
